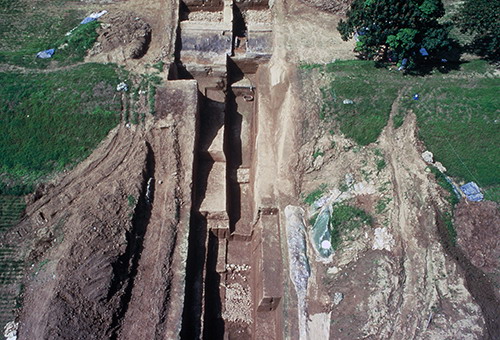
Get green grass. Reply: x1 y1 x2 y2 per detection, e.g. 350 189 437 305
429 166 460 246
52 20 99 64
375 196 392 214
314 60 402 145
402 74 500 201
313 149 325 160
0 0 96 68
0 196 25 233
301 59 500 202
330 203 373 250
127 195 137 207
304 183 328 205
376 158 387 173
0 63 122 193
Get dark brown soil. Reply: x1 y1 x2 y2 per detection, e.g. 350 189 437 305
455 200 500 273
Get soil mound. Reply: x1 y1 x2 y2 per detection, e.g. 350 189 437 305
89 13 152 61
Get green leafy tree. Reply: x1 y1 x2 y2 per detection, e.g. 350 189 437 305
454 0 500 60
338 0 452 66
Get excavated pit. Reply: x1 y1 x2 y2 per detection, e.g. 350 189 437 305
177 1 283 338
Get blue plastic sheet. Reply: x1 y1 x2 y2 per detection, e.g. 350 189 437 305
36 49 55 59
460 182 483 202
80 16 97 24
80 10 107 25
419 47 429 56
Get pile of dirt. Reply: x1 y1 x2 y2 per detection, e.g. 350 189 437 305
89 13 152 61
455 200 500 272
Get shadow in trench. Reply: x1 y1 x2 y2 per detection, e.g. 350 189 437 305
108 142 155 340
225 89 243 234
203 232 225 339
181 93 226 338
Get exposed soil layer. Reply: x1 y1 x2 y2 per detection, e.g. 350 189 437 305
89 13 152 60
446 200 500 339
455 201 500 273
298 0 352 14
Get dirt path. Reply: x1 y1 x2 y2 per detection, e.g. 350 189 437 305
369 99 485 339
0 62 87 74
118 128 180 339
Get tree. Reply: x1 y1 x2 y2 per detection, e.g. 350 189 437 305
454 0 500 60
338 0 453 67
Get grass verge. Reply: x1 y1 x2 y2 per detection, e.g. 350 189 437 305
304 183 328 206
0 0 97 68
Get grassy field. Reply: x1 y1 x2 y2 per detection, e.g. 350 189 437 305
0 196 25 233
0 0 125 324
301 60 500 202
0 63 122 194
0 0 98 68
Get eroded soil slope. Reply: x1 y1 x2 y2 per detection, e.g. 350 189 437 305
6 80 198 339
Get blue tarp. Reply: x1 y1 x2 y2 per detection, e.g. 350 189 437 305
461 182 483 202
398 58 408 71
80 16 97 25
419 47 429 56
80 10 107 25
36 49 55 59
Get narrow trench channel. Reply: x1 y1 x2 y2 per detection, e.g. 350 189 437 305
181 84 232 339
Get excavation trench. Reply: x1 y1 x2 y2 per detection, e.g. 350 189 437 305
176 1 283 338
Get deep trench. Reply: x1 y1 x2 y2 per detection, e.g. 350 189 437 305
108 142 155 339
178 2 266 337
181 92 228 339
179 57 253 340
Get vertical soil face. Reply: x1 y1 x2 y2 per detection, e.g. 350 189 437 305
444 201 500 340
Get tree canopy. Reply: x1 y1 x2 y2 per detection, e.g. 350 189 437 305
454 0 500 60
338 0 453 66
